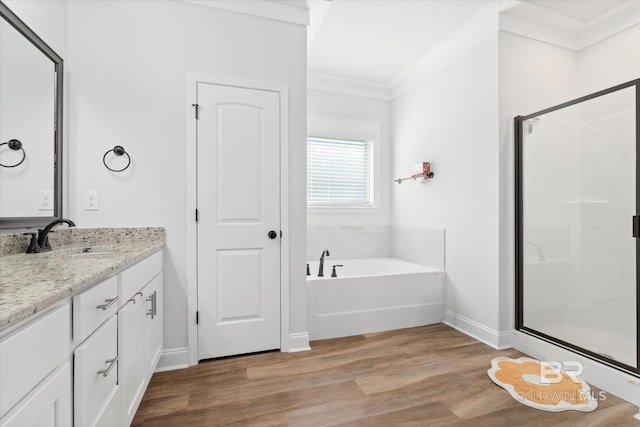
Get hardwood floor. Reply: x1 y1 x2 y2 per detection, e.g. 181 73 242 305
132 324 639 426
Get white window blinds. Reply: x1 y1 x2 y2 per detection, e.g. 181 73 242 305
307 136 372 206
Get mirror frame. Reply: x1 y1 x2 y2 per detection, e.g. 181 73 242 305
0 1 63 229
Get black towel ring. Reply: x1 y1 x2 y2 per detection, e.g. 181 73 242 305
0 139 26 168
103 145 131 172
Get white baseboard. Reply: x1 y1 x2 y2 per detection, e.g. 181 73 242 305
443 310 512 350
282 332 311 352
513 331 640 407
155 347 190 372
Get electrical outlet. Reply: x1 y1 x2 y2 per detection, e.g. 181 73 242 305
38 190 54 210
84 190 99 211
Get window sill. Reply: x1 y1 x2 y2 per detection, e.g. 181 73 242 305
307 206 380 214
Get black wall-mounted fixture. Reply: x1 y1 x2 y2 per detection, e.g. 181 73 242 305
103 145 131 172
0 139 25 168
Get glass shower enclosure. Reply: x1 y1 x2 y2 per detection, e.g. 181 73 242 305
515 79 639 375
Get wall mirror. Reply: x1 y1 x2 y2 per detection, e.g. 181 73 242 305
0 1 63 229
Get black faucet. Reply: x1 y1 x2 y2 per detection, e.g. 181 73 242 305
26 219 76 253
331 265 343 278
318 249 330 277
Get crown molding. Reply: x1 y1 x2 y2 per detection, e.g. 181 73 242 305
578 2 640 50
499 0 640 51
308 72 391 101
181 0 309 26
499 13 579 50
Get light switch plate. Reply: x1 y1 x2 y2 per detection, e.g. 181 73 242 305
84 190 99 211
38 190 54 210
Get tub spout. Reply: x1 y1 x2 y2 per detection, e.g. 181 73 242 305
318 249 330 277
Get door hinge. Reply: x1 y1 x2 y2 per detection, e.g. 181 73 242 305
633 215 639 238
195 209 199 222
192 103 199 120
196 311 199 325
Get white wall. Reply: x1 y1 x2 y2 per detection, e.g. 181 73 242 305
307 89 391 260
391 34 501 343
578 25 640 94
3 0 68 58
65 1 307 359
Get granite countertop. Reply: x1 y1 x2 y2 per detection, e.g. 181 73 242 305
0 227 164 332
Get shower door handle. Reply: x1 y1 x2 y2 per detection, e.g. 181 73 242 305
633 216 639 238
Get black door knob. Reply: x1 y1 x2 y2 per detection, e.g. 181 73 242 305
268 230 278 239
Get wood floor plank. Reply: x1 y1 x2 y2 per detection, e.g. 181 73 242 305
332 401 459 427
133 324 639 426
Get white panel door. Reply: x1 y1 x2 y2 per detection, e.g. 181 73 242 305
197 82 280 360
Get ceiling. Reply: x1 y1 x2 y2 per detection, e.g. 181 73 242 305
308 0 487 85
307 0 631 88
527 0 626 23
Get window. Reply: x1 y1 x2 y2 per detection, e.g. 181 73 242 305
307 136 373 207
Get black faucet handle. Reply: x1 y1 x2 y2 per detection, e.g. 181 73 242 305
331 265 344 278
25 233 40 254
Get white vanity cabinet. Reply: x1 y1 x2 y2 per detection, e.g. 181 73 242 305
0 304 72 427
119 251 163 426
0 248 163 427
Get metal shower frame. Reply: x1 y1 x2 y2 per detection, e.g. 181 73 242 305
515 78 640 376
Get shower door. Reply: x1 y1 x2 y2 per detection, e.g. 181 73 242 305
515 79 640 374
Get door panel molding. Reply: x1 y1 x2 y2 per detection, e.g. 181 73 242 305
186 73 291 365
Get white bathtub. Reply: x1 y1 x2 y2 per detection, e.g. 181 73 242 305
306 257 445 340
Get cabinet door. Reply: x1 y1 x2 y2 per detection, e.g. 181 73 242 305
0 303 70 418
74 316 118 427
143 273 163 376
119 293 145 426
0 363 71 427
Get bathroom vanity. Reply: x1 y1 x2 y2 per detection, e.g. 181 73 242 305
0 227 164 427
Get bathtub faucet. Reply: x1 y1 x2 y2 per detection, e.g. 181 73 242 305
318 249 330 277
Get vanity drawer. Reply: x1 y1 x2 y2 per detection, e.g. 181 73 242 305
120 250 162 300
73 275 119 343
74 316 118 427
0 303 70 418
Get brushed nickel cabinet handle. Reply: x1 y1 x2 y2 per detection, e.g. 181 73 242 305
97 355 118 377
96 296 119 310
153 291 157 317
146 293 154 319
